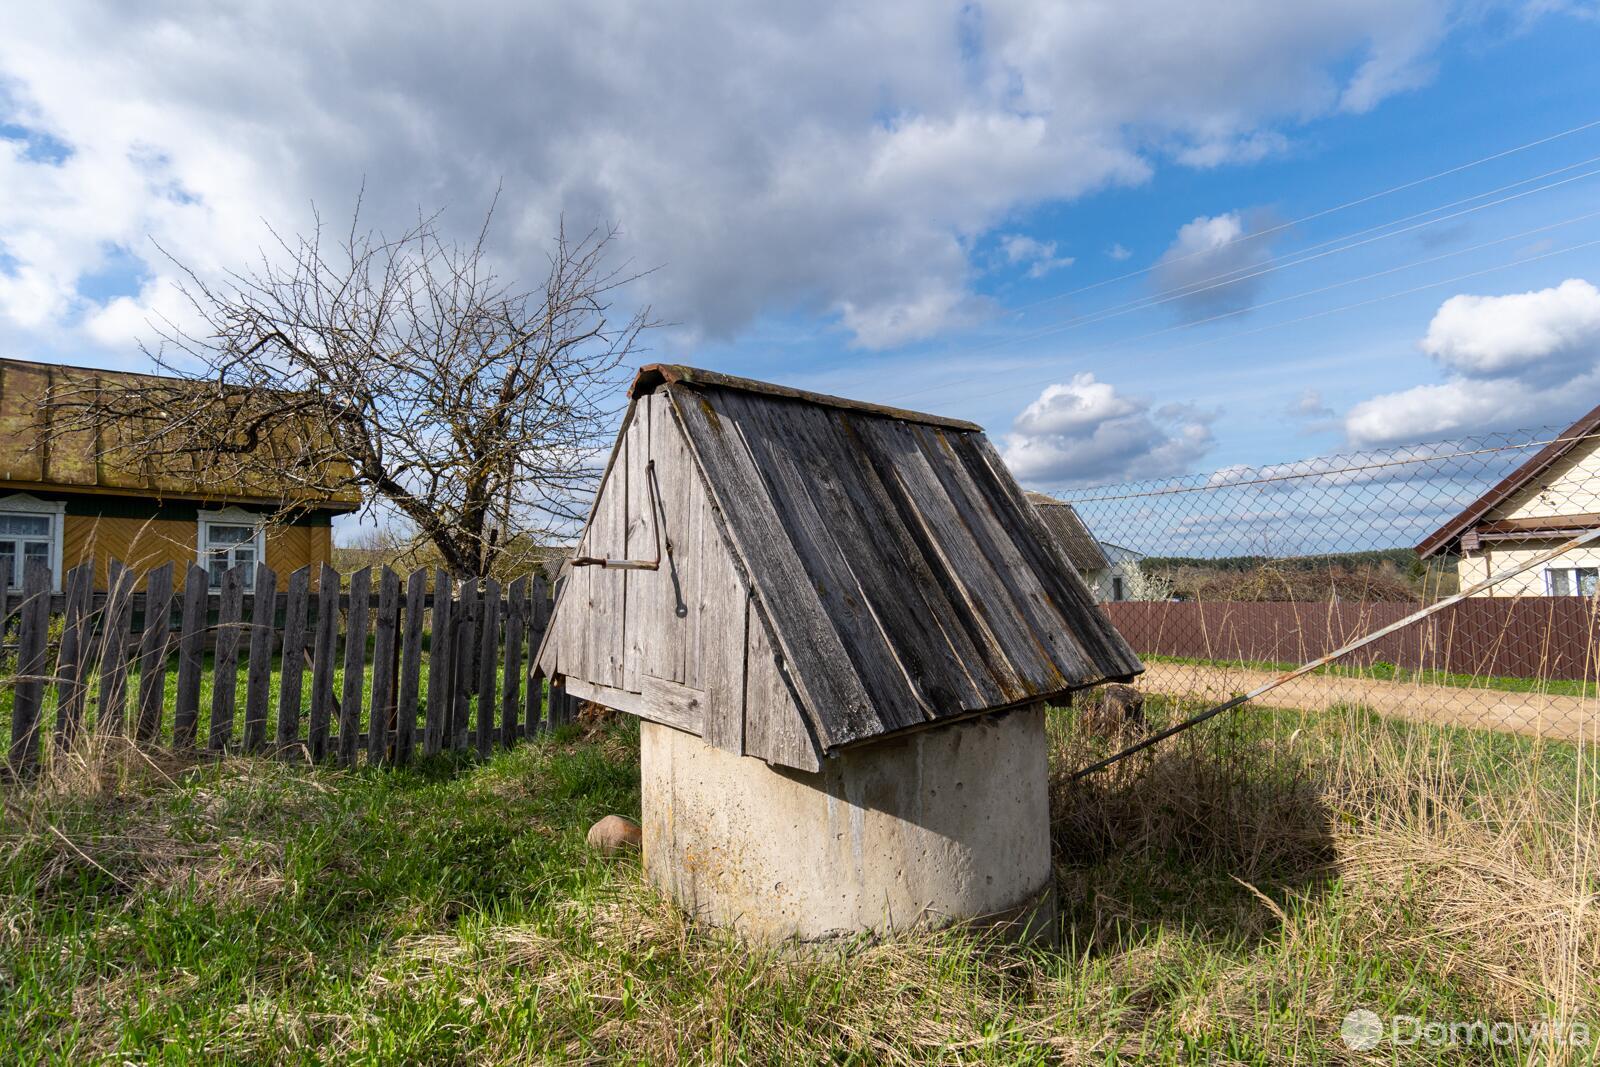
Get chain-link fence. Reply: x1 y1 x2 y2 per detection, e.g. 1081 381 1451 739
1039 423 1600 785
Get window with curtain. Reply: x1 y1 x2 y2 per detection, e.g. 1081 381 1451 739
0 512 54 589
202 521 262 588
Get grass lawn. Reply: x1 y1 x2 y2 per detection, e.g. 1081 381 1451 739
2 703 1597 1063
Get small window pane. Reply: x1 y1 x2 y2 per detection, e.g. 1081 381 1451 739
1581 569 1599 597
207 524 255 546
236 549 257 587
0 514 51 537
22 542 48 571
0 544 15 587
1550 569 1575 596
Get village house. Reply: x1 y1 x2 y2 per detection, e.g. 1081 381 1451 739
1026 491 1145 602
1417 401 1600 597
0 357 359 591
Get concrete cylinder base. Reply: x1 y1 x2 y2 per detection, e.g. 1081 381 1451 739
640 705 1054 942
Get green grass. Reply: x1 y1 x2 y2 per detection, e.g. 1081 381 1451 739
3 703 1597 1063
1144 652 1599 698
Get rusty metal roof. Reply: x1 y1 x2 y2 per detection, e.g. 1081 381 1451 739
650 366 1142 750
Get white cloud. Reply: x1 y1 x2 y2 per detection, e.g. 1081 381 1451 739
1346 278 1600 446
1000 234 1073 278
1345 378 1552 446
1107 243 1133 261
1419 278 1600 382
0 0 1456 355
1173 129 1291 168
1150 211 1278 322
1001 373 1216 485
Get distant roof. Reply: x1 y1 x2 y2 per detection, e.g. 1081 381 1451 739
637 365 1142 751
0 357 360 511
1024 491 1111 574
1416 402 1600 558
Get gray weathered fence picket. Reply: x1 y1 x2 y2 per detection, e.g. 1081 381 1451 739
1 558 572 778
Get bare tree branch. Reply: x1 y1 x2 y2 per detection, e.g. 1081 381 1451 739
52 197 655 577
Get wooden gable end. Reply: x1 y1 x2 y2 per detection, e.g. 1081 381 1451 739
534 388 821 772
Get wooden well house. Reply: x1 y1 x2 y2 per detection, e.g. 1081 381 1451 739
537 364 1140 766
536 365 1142 939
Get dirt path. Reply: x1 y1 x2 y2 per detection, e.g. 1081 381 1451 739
1136 661 1600 743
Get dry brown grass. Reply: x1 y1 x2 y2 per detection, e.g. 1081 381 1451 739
5 707 1598 1063
1052 700 1600 1062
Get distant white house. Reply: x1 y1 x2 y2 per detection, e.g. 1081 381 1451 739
1026 491 1147 602
1417 402 1600 597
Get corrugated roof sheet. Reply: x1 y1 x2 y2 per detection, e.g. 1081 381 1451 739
649 364 1142 750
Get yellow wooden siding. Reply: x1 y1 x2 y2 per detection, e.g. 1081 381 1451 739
62 515 334 587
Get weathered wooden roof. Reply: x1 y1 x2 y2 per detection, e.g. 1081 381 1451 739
641 364 1142 751
1025 491 1112 575
0 357 360 510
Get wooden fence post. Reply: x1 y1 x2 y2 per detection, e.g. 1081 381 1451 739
476 578 500 757
451 579 479 751
502 577 526 746
338 566 372 766
54 561 94 747
209 563 247 751
97 559 137 738
424 571 453 756
396 569 427 764
6 561 52 776
308 563 339 762
136 562 176 744
527 576 549 734
242 563 278 752
173 565 209 748
276 566 311 757
368 568 400 766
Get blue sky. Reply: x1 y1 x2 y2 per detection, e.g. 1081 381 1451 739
4 0 1600 525
699 10 1600 486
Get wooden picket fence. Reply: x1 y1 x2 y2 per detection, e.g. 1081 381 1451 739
3 557 577 778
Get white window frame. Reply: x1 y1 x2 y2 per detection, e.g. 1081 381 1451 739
0 493 66 592
1545 564 1600 597
197 507 267 588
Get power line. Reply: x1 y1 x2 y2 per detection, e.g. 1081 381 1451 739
820 122 1600 399
886 210 1600 404
1063 152 1600 327
966 161 1600 357
892 233 1600 410
1008 115 1600 315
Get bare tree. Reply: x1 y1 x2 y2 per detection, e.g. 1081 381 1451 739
57 198 653 577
